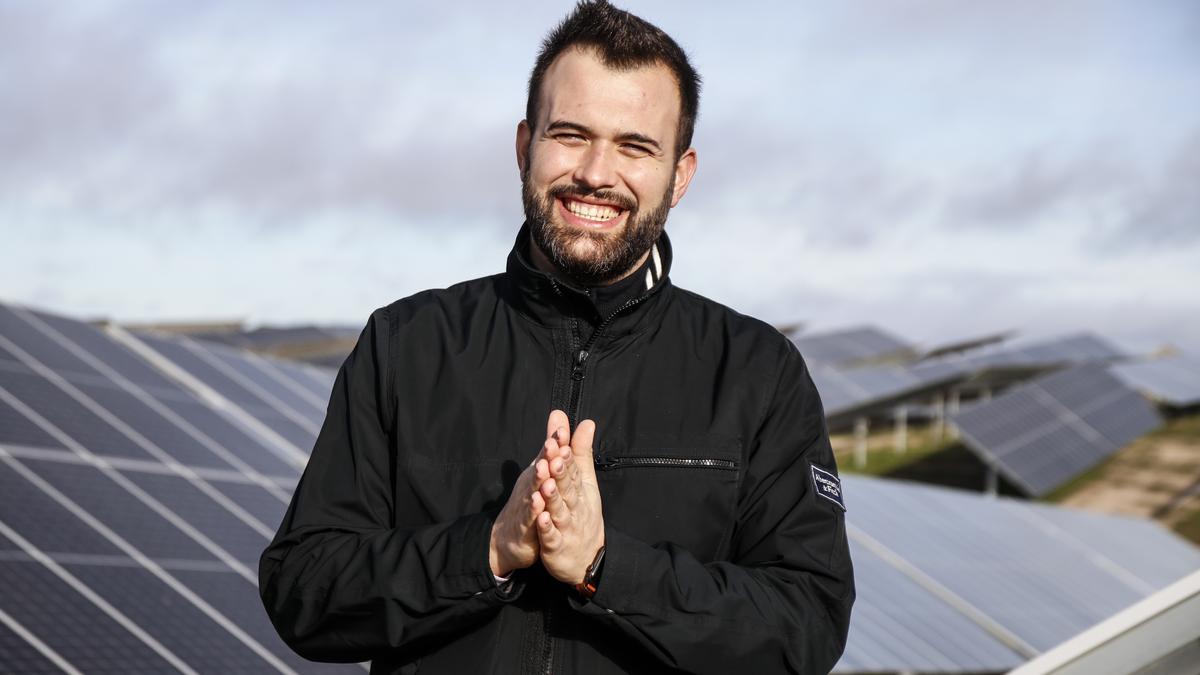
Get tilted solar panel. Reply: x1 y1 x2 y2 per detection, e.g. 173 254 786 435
0 302 351 674
837 475 1200 671
1111 355 1200 408
952 364 1163 497
794 326 914 367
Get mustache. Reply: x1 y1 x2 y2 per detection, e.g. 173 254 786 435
547 184 636 213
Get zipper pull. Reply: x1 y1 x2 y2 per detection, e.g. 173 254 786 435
572 350 589 381
594 455 619 470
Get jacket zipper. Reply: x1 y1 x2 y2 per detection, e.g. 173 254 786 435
557 286 647 428
594 456 739 471
540 283 649 675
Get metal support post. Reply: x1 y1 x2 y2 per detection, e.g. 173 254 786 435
893 405 908 454
854 416 869 469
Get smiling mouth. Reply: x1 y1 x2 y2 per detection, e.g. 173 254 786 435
560 197 624 224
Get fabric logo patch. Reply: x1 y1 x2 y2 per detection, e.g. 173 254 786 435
811 464 846 511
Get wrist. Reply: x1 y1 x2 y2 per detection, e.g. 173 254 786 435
574 544 606 599
488 521 512 577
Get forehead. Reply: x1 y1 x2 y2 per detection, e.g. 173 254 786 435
537 47 681 142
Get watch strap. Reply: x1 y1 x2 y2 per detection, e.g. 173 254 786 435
575 545 606 599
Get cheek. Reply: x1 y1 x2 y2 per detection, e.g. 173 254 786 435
624 165 671 205
531 143 577 184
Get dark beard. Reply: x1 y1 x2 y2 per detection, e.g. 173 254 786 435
523 170 672 286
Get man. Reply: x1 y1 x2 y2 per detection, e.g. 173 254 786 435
260 2 854 673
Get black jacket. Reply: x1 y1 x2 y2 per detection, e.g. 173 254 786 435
260 227 855 674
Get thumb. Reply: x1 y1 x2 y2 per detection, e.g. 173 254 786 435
571 419 596 464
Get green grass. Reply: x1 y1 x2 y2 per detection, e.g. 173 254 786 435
1149 411 1200 440
1041 458 1116 503
1171 508 1200 546
837 440 953 477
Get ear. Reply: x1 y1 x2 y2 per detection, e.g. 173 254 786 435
669 147 698 207
516 120 532 175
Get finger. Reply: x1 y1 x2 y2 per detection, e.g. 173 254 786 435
536 511 562 551
529 437 556 470
529 491 545 521
546 409 570 443
541 477 570 527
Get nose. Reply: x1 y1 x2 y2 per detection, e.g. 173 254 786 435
572 142 618 190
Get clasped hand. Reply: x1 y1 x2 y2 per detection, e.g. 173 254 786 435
489 410 605 585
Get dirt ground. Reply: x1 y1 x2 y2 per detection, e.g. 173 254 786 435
1056 434 1200 542
834 413 1200 545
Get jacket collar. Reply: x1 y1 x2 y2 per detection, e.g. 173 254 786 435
504 222 673 329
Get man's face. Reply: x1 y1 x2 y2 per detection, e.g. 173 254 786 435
518 47 697 285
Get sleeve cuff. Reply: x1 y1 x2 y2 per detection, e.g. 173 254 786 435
576 526 642 612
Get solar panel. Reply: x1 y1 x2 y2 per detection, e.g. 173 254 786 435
952 365 1162 496
22 308 182 392
0 307 306 477
198 340 328 420
0 615 64 675
835 476 1200 672
131 333 320 453
837 541 1023 672
0 547 180 674
794 326 914 367
1111 355 1200 408
913 332 1126 380
809 360 963 422
122 469 273 566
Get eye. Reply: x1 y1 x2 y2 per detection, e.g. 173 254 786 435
555 133 586 145
621 143 652 157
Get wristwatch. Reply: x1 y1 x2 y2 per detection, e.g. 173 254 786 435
575 545 606 599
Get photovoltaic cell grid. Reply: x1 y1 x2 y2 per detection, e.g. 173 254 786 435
807 357 971 424
913 332 1126 379
834 476 1200 672
952 364 1163 497
793 326 914 368
3 301 1197 674
0 302 353 674
1110 354 1200 408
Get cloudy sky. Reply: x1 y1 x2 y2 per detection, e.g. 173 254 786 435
3 1 1197 353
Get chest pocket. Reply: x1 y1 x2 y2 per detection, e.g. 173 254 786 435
594 435 741 563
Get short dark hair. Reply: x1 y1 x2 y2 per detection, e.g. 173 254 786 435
526 0 701 159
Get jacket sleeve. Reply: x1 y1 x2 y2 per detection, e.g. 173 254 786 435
572 341 855 673
258 307 516 663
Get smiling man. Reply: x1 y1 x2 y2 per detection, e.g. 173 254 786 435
260 2 854 673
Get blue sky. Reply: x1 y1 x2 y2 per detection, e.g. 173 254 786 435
2 1 1197 352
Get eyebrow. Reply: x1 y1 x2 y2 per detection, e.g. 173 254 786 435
546 120 663 154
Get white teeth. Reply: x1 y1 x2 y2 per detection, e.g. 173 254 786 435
566 200 619 221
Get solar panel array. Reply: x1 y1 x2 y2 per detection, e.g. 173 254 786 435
1 303 1195 674
952 364 1163 497
1110 354 1200 408
0 302 354 674
803 331 1127 427
835 476 1200 672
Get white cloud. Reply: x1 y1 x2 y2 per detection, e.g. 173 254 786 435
2 0 1197 351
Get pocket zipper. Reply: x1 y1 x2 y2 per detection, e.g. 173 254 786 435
594 456 738 471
